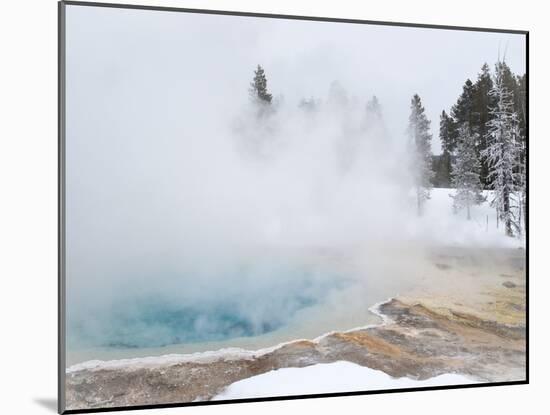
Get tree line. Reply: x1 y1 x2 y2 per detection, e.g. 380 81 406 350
433 62 526 190
433 61 526 236
248 62 526 237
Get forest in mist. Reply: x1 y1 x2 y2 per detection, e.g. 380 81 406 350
66 58 526 352
64 6 526 354
241 59 527 236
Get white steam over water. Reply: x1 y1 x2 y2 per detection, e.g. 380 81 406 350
64 5 525 364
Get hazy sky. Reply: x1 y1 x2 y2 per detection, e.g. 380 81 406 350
64 4 526 352
64 5 526 282
66 4 525 153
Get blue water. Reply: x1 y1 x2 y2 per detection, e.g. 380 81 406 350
67 265 350 355
79 295 317 349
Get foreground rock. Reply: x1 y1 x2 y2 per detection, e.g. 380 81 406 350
66 248 526 410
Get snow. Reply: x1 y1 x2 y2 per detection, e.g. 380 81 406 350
213 361 478 400
482 62 524 237
66 348 263 373
407 187 525 248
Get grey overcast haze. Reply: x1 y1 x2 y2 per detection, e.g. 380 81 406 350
66 5 525 154
64 4 526 351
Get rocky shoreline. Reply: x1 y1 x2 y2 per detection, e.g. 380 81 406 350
65 247 526 411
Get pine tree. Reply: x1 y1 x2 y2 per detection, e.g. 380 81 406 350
440 110 458 154
516 73 527 232
439 110 458 187
364 96 385 136
408 94 434 215
451 123 484 219
363 95 391 158
500 61 519 99
366 95 382 120
235 65 276 158
481 61 522 237
249 65 273 106
431 154 450 188
452 79 476 131
515 73 527 140
472 63 495 187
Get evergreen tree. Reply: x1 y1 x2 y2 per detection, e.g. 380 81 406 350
440 110 458 154
431 155 450 188
500 61 519 98
439 110 458 187
451 123 484 219
451 79 476 131
481 61 522 237
364 95 385 136
408 94 434 215
515 73 527 231
440 62 526 212
249 65 273 106
366 95 382 120
472 63 495 187
363 95 391 157
450 78 487 189
235 65 276 158
515 73 527 140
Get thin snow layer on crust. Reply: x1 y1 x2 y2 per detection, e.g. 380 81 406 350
66 299 393 374
408 188 525 248
309 297 394 341
213 361 478 400
66 348 258 373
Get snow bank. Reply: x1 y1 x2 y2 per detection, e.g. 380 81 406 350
214 361 478 400
407 188 525 248
66 348 263 373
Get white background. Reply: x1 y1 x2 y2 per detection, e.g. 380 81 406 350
0 0 544 414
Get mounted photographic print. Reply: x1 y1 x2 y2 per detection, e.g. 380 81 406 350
58 1 528 413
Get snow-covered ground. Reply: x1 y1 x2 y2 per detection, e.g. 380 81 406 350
213 361 478 400
407 188 525 248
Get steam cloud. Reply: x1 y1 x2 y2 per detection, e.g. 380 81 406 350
64 5 525 354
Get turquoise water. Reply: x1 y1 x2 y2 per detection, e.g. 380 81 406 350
70 292 318 349
66 263 362 365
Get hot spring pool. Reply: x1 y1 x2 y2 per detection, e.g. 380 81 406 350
66 259 405 367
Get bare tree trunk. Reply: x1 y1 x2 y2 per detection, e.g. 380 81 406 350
503 186 513 237
518 192 523 237
523 189 527 236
